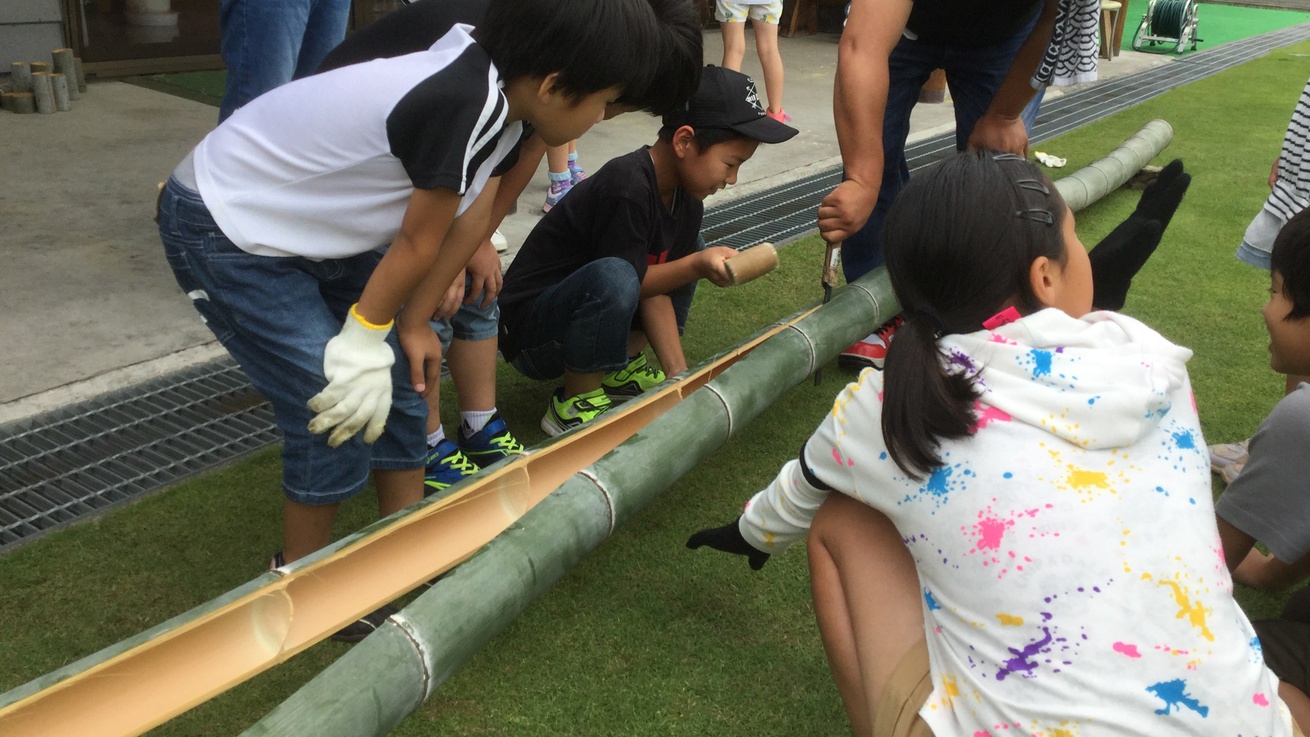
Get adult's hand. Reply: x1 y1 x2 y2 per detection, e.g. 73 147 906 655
818 179 878 245
967 111 1029 156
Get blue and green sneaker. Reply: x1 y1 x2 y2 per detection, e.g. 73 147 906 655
423 439 479 495
457 412 525 467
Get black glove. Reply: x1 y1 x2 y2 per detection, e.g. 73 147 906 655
1089 159 1191 311
686 518 771 570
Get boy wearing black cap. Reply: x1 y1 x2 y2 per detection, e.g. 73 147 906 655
498 65 797 436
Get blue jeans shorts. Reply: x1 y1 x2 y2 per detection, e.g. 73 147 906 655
432 274 500 348
157 178 426 505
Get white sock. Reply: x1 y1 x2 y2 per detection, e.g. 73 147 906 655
462 409 496 435
426 426 446 447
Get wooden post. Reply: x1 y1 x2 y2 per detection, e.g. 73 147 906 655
74 58 87 93
10 62 32 93
50 73 71 112
31 72 54 114
4 92 36 114
51 49 79 101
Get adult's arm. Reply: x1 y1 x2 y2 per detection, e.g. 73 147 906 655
966 0 1060 155
816 0 912 245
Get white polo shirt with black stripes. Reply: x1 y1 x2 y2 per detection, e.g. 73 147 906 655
193 24 519 260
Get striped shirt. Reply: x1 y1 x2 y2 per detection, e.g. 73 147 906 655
1266 76 1310 225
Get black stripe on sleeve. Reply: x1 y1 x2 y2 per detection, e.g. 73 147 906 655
799 440 835 491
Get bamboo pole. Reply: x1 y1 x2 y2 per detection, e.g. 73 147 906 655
0 119 1175 737
50 74 71 112
31 72 54 114
10 62 32 93
1054 119 1174 212
51 49 79 101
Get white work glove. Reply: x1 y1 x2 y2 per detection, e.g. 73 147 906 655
307 304 395 447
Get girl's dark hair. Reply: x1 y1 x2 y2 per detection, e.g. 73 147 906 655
474 0 661 102
1271 207 1310 320
655 124 748 150
880 149 1067 479
614 0 704 116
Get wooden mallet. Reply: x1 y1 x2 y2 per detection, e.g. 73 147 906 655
723 242 779 286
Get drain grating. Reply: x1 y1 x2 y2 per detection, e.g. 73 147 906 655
3 24 1309 553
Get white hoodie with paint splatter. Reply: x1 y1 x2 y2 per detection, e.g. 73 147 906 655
740 308 1291 737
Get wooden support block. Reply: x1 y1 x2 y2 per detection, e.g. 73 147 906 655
724 243 779 286
52 48 79 100
31 72 54 114
51 73 71 111
74 58 87 93
11 62 32 93
6 91 36 114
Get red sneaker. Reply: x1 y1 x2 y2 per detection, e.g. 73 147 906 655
838 314 904 370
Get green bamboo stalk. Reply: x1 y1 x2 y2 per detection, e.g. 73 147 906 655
1054 119 1174 212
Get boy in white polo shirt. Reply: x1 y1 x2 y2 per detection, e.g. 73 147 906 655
157 0 677 640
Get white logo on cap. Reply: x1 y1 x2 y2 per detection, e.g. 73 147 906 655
744 76 764 115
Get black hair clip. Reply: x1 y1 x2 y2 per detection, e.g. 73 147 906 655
1015 178 1050 195
915 306 946 338
1015 208 1055 226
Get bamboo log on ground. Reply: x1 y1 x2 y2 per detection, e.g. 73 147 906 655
51 49 79 101
0 119 1176 737
4 91 36 114
10 62 32 93
50 74 71 112
31 72 53 114
1054 119 1174 212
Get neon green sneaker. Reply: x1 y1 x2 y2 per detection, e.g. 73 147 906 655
541 387 612 437
601 354 666 402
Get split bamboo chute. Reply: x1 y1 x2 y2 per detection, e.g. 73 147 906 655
0 120 1175 737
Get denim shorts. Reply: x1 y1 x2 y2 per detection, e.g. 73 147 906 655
157 178 426 505
432 274 500 348
1236 208 1281 272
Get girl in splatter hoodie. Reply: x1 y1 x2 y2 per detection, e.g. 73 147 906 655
689 150 1304 737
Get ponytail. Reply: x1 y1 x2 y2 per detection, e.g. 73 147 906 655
878 149 1066 480
881 311 980 480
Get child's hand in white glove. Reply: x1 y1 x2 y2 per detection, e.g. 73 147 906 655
307 305 395 447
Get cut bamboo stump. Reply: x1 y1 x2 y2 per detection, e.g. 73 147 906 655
50 73 71 112
31 72 54 114
51 49 79 101
11 62 32 93
4 91 36 114
74 58 86 93
30 61 48 75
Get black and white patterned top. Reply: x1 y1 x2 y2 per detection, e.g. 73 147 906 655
1032 0 1099 88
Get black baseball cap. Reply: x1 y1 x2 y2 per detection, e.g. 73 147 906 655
661 65 798 145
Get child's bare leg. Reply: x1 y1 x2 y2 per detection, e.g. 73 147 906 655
448 337 498 413
809 493 923 737
720 21 747 71
563 369 605 398
627 332 649 357
1280 680 1310 734
374 468 423 517
546 143 570 175
1235 548 1310 591
283 499 340 563
750 18 784 114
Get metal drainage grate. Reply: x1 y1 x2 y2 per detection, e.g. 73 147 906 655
4 24 1309 553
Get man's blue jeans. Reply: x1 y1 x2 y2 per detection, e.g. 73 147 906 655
218 0 351 122
507 258 642 381
840 17 1038 282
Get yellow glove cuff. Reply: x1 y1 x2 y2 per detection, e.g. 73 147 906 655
349 304 395 332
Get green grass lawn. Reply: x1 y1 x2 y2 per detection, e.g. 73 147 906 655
4 41 1310 737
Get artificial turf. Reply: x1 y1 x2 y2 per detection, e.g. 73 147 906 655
3 39 1310 737
1124 1 1310 54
